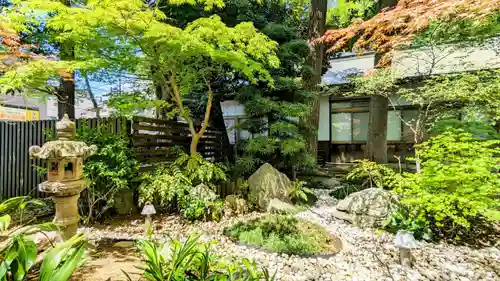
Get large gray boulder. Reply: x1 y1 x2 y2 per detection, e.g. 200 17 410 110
333 188 393 228
266 198 298 214
248 163 291 211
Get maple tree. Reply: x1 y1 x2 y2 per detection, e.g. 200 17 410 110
4 0 279 156
0 20 35 73
158 0 315 173
318 0 500 66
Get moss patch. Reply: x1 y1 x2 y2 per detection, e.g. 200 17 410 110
223 215 342 256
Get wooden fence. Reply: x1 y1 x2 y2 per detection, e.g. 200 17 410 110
0 116 231 199
131 116 225 168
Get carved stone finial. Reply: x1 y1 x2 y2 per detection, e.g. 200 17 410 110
56 114 76 140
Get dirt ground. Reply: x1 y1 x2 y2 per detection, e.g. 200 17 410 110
70 241 143 281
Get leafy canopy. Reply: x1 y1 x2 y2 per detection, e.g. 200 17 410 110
3 0 279 106
318 0 500 65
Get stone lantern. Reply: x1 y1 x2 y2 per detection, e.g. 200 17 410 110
29 114 97 239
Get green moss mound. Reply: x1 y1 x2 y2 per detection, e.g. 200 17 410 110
223 215 342 256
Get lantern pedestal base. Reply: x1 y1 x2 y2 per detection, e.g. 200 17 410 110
399 248 412 268
52 194 81 240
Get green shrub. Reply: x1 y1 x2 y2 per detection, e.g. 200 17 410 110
139 166 190 211
288 180 313 203
181 197 223 222
385 206 433 241
76 124 139 223
173 152 227 186
346 159 400 189
329 184 362 200
224 215 340 256
430 118 500 140
138 152 227 221
394 129 500 240
125 235 276 281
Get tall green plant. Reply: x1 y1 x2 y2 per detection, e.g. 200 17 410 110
395 129 500 239
161 0 315 175
76 124 139 223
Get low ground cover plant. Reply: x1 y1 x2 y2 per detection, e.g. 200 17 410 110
124 235 276 281
223 215 340 256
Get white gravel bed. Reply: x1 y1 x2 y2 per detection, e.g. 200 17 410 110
78 189 499 281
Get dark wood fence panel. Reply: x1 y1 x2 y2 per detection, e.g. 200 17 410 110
0 118 129 199
1 116 230 199
0 120 54 199
131 116 225 167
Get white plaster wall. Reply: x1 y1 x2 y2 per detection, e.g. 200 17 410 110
221 100 245 117
318 95 330 141
392 37 500 77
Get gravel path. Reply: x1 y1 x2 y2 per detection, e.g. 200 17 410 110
79 189 500 281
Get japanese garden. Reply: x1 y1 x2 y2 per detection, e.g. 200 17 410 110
0 0 499 280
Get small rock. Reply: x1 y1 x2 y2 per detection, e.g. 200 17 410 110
113 241 135 248
267 198 298 214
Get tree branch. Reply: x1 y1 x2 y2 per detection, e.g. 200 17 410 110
198 78 213 138
169 73 196 135
84 74 100 118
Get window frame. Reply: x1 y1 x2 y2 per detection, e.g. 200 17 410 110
329 97 420 144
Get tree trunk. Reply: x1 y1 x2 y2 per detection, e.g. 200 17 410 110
168 74 213 157
84 74 100 118
190 134 200 156
57 76 75 119
58 0 75 119
367 95 389 163
303 0 327 156
366 1 398 163
151 67 171 119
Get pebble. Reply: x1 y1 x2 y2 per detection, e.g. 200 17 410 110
78 189 499 281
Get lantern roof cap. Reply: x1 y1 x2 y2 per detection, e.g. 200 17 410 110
56 114 76 140
141 204 156 215
394 230 419 249
29 114 97 160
